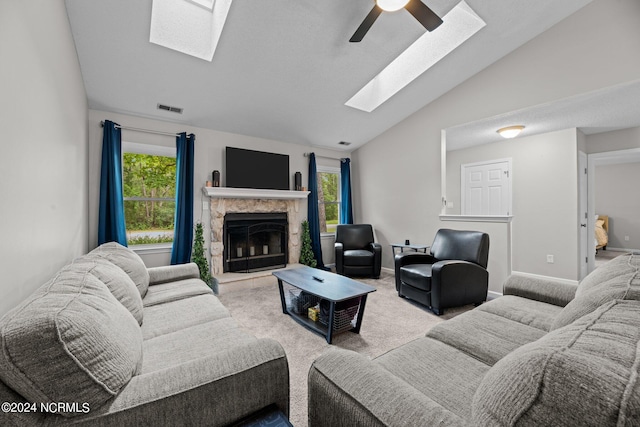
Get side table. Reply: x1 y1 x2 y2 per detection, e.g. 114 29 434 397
390 243 430 254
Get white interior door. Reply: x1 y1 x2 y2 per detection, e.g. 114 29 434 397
579 151 588 279
462 159 512 215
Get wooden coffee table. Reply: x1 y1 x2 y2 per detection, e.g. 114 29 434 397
273 266 376 344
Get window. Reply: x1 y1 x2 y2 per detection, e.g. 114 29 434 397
122 142 176 246
317 167 341 234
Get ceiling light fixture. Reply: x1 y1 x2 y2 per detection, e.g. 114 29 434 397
376 0 410 12
345 1 485 113
497 125 525 139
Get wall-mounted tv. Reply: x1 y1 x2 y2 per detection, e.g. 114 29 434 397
225 147 290 190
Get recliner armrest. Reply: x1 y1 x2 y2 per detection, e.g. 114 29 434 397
334 242 344 274
368 242 382 252
431 260 489 311
394 252 438 267
431 260 488 285
368 243 382 279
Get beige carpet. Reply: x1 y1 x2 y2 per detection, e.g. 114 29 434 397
218 271 471 427
595 249 627 267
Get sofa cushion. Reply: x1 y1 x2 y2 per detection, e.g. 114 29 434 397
73 256 144 324
309 347 467 426
90 242 150 298
400 264 432 291
375 337 491 420
476 295 563 332
141 294 230 340
552 253 640 330
143 278 213 307
426 308 546 366
141 317 257 374
0 264 143 415
472 299 640 426
343 249 374 266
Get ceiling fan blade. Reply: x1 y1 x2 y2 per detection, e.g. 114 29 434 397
349 5 383 42
405 0 442 32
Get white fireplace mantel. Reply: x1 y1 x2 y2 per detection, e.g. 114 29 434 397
202 186 310 200
204 186 309 275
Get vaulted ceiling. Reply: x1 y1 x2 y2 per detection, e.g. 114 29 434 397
65 0 593 151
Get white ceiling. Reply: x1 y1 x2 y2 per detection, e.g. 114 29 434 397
65 0 593 151
446 79 640 151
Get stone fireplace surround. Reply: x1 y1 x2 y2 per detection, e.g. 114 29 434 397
203 187 310 276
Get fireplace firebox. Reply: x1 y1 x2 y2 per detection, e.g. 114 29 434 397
223 213 288 273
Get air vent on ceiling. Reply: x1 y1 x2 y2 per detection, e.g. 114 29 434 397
157 103 183 114
339 141 352 146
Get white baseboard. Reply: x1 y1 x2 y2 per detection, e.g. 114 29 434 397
602 247 640 253
510 270 579 286
381 266 394 274
487 291 503 301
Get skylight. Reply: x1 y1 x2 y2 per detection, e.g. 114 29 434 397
187 0 215 11
149 0 232 62
345 1 486 113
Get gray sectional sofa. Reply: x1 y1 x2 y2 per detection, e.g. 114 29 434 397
309 253 640 426
0 242 289 426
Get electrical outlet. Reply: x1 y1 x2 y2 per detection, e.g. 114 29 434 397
446 201 454 208
625 236 630 241
202 201 209 210
546 255 554 264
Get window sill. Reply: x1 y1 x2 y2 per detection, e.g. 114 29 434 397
130 243 173 255
439 215 513 223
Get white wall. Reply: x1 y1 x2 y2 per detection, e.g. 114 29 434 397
594 162 640 250
586 126 640 154
87 110 346 267
586 127 640 252
352 0 640 291
446 129 579 283
0 0 89 316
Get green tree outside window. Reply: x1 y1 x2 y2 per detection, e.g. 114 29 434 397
123 152 176 245
317 170 340 233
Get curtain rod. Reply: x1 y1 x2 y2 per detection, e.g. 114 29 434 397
100 121 180 137
303 152 346 161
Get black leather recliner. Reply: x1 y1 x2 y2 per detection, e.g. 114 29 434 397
335 224 382 279
394 229 489 315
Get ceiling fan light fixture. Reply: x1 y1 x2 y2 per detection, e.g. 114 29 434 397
376 0 410 12
497 125 525 139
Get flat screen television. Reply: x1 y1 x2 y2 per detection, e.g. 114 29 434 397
225 147 290 190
